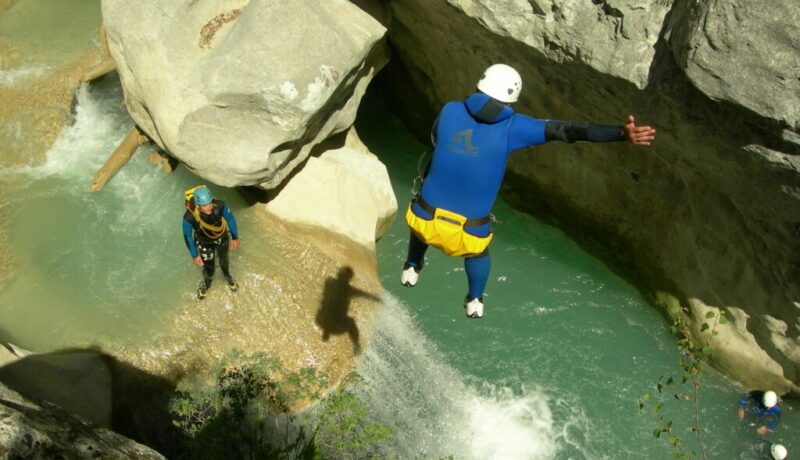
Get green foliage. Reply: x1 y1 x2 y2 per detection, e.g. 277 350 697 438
313 374 395 460
168 350 395 460
638 307 728 460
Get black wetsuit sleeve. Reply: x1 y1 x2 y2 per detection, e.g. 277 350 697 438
544 120 625 143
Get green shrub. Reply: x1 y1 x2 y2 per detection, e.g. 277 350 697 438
168 350 394 459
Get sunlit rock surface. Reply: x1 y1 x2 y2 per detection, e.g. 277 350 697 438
384 0 800 393
666 0 800 130
264 128 398 249
102 0 388 190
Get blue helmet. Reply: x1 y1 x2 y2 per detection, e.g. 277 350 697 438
194 186 213 205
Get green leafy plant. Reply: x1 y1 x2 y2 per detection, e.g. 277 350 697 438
169 350 395 459
312 373 395 460
638 306 727 459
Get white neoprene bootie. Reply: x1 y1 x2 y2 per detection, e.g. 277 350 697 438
463 297 484 318
401 264 420 287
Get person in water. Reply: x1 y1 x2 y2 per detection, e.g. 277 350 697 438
754 440 788 460
182 185 240 299
401 63 656 318
738 390 782 435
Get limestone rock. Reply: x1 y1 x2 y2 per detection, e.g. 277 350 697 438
102 0 388 189
0 350 113 428
666 0 800 129
0 382 164 459
264 128 397 249
390 0 669 97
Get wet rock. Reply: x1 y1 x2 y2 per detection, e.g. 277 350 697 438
102 0 389 190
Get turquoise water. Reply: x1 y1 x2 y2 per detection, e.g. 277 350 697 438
355 89 798 459
0 0 101 65
0 77 250 349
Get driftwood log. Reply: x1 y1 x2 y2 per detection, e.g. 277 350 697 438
90 126 149 192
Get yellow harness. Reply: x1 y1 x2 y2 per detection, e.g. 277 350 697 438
405 200 493 257
185 185 228 239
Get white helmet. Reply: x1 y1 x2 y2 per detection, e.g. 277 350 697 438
771 443 787 460
763 390 778 408
477 64 522 103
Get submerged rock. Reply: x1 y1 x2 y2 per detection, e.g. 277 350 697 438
102 0 389 190
384 0 800 393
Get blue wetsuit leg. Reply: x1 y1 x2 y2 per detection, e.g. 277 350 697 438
465 250 490 300
405 231 429 268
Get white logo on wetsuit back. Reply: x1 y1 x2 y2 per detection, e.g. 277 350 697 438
448 130 479 157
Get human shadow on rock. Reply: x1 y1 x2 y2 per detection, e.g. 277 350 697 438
315 266 380 356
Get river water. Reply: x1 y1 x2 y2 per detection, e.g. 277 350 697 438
0 1 795 459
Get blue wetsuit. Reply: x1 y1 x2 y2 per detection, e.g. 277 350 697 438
739 391 781 431
406 92 625 300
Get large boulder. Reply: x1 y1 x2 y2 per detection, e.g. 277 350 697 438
383 0 800 393
666 0 800 130
264 128 397 250
102 0 388 189
0 381 164 459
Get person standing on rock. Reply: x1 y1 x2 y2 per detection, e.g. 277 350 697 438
401 63 656 318
738 390 782 435
182 185 240 299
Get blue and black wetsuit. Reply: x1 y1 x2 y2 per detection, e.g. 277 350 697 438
739 391 782 431
182 198 239 284
406 92 625 301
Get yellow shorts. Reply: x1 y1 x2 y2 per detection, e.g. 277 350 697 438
405 203 493 257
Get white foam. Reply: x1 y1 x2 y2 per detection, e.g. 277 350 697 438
355 293 562 459
3 82 128 177
0 64 49 87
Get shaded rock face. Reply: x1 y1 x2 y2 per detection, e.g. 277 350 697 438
383 0 800 393
0 382 164 459
102 0 388 190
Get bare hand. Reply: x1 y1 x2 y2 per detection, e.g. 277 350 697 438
623 115 655 146
737 408 745 420
230 239 240 250
192 256 204 267
756 425 768 435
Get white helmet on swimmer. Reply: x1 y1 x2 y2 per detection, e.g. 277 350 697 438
771 443 787 460
763 390 778 408
477 64 522 103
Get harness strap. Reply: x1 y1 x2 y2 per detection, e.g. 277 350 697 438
192 206 228 239
414 196 491 228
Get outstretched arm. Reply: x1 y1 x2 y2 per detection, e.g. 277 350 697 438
543 115 655 145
